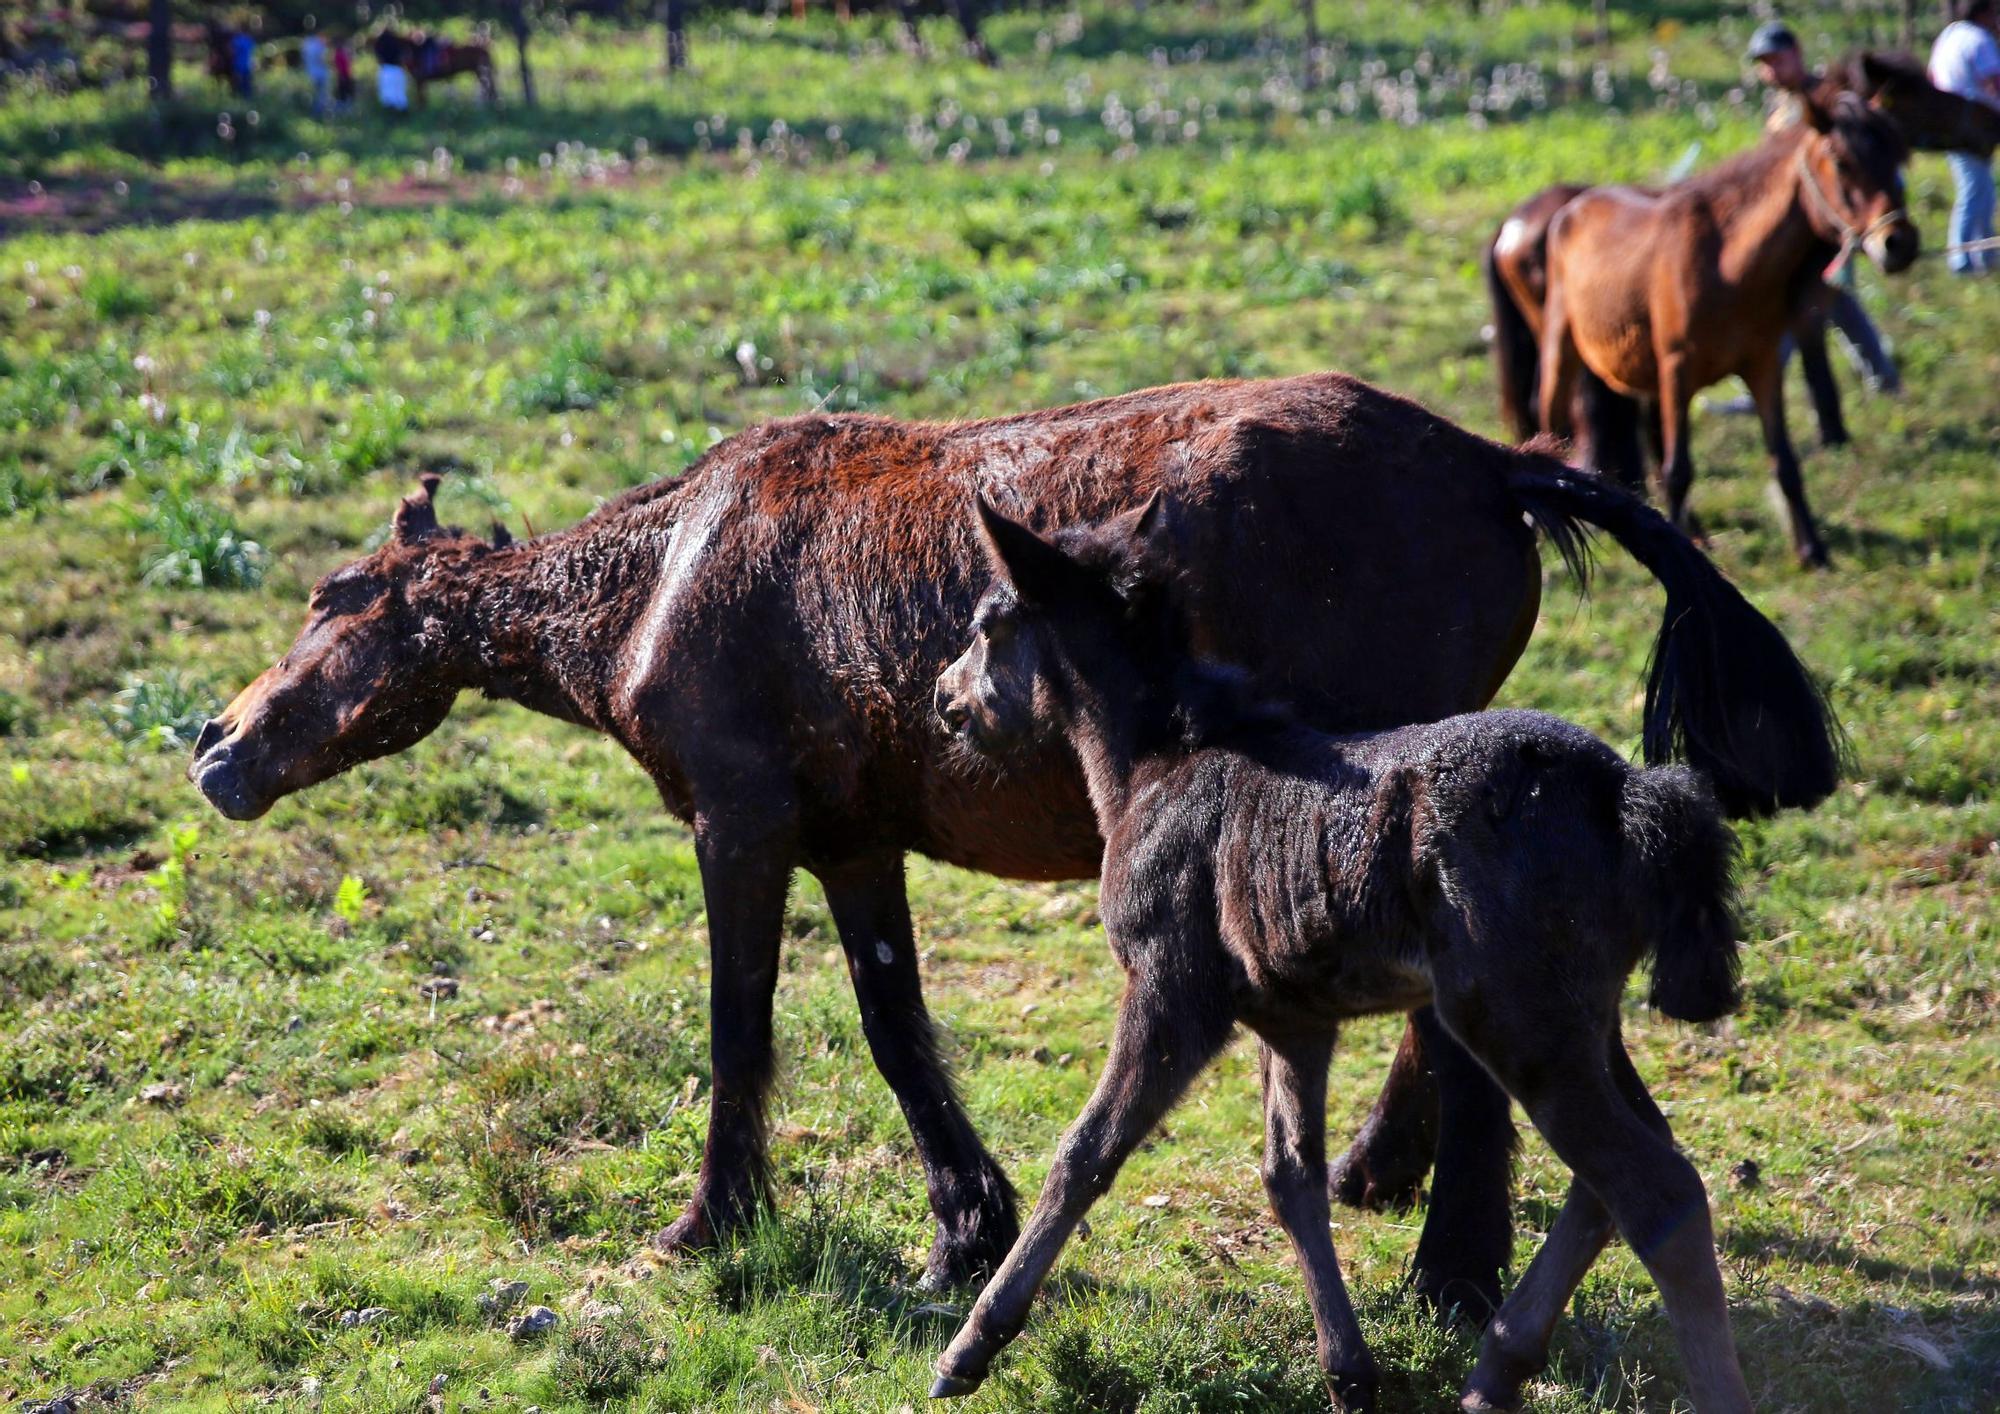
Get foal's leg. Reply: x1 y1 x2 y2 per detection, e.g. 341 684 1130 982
933 968 1236 1397
816 852 1017 1287
1744 349 1830 568
652 817 797 1253
1450 1016 1749 1413
1262 1035 1381 1412
1459 1041 1650 1408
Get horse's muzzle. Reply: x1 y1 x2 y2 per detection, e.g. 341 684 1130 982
1870 220 1919 275
188 729 271 821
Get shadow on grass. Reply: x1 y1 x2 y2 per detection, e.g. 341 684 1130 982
1722 1221 2000 1299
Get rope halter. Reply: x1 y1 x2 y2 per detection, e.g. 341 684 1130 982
1794 138 1907 274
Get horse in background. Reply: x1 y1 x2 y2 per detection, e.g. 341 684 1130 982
406 34 498 104
1529 95 1915 566
1486 53 1987 498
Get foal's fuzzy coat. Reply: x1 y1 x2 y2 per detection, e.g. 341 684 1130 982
931 496 1751 1413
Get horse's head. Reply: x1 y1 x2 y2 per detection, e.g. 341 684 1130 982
188 474 507 820
1834 50 2000 159
1798 94 1919 272
935 493 1172 757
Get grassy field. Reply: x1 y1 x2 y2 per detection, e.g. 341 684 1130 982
2 4 1997 1410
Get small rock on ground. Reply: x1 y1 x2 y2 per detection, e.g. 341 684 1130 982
507 1305 558 1340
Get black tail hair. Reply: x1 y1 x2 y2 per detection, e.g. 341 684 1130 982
1508 453 1846 818
1483 233 1541 443
1619 766 1742 1022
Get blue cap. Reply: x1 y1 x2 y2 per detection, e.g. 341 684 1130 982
1747 22 1799 60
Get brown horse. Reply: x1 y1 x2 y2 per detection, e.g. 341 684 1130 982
410 38 497 104
187 374 1838 1311
1535 95 1915 568
931 497 1749 1413
1487 55 1984 493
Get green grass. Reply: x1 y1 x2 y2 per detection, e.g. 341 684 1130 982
1 4 1996 1411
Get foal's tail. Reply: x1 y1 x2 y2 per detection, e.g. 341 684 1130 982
1483 230 1542 443
1618 766 1741 1023
1507 454 1845 818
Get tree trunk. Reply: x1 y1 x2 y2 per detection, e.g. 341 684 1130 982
1592 0 1610 50
1300 0 1319 89
148 0 174 99
663 0 689 72
1901 0 1917 50
946 0 997 66
503 0 536 104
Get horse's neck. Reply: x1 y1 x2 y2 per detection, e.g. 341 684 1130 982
1714 134 1831 293
458 515 669 730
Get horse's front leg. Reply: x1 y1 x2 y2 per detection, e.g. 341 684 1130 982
933 957 1235 1397
651 810 797 1253
1654 358 1701 541
1745 350 1829 568
815 851 1017 1288
1262 1033 1380 1412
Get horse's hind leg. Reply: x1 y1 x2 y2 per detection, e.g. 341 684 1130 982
1745 350 1830 568
934 962 1235 1397
1448 1009 1749 1413
1329 1014 1436 1212
1262 1033 1381 1411
816 852 1017 1288
1409 1010 1516 1326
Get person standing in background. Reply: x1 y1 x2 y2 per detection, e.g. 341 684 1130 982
375 25 409 114
301 25 330 117
1930 0 2000 273
229 25 255 99
332 36 356 113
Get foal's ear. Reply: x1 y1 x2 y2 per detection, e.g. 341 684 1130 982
393 472 443 544
974 494 1074 604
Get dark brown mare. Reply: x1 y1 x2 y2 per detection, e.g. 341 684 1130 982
1531 94 1915 568
188 374 1836 1309
930 497 1749 1412
1486 61 1975 551
407 38 498 103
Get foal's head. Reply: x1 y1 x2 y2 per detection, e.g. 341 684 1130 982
188 474 508 820
1795 93 1918 271
936 492 1225 758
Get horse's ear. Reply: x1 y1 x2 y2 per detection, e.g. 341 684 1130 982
393 473 442 543
974 494 1073 604
489 520 513 549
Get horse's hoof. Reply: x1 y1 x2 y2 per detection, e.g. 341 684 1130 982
649 1210 714 1256
930 1373 983 1399
1328 1150 1423 1213
1798 548 1832 571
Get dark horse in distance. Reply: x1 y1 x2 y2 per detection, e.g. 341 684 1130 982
188 373 1838 1313
930 495 1749 1412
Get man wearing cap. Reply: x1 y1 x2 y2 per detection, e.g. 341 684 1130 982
1744 20 1902 396
1929 0 2000 273
1749 22 1814 128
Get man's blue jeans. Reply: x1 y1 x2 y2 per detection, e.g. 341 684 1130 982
1946 150 1996 274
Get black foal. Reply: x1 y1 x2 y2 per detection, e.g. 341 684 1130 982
929 494 1752 1413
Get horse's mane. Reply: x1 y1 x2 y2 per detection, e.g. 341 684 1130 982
1676 94 1903 207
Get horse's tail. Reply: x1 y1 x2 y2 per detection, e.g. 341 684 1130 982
1618 764 1741 1023
1507 450 1845 818
1483 227 1541 442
